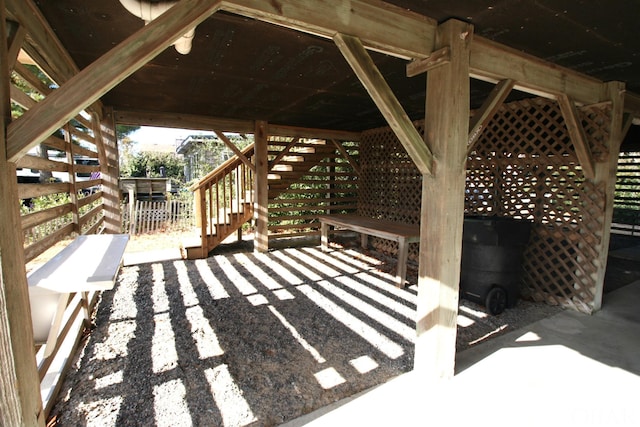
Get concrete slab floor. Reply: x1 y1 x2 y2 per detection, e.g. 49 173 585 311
284 280 640 427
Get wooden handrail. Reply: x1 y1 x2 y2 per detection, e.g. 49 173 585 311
189 143 255 192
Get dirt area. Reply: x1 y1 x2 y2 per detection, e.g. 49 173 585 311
47 233 564 427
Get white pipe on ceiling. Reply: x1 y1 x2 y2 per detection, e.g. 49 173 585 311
119 0 195 54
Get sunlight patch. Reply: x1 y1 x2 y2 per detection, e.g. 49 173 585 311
336 275 415 320
234 253 282 290
195 259 230 300
459 304 488 319
457 314 475 328
285 248 340 277
152 263 170 313
94 370 123 390
174 261 200 306
253 252 303 285
296 284 404 359
271 251 323 282
92 320 136 360
154 379 192 427
247 294 269 306
110 271 138 320
516 331 542 342
77 396 122 427
186 306 224 359
314 367 346 389
269 305 326 363
349 356 379 374
273 289 295 300
206 364 257 427
214 256 258 295
152 312 178 373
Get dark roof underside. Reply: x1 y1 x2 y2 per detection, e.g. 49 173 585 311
35 1 640 133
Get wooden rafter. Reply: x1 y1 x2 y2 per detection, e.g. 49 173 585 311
214 130 256 173
467 79 515 156
220 0 437 60
557 93 595 180
331 140 362 177
334 32 433 176
6 0 224 162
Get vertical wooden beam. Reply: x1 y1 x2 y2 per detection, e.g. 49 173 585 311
592 81 626 311
254 120 269 252
96 108 122 233
415 19 472 379
0 3 44 424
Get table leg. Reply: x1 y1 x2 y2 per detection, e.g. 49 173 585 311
396 238 409 287
321 221 329 251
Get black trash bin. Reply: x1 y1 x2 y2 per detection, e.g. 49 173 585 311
460 216 532 315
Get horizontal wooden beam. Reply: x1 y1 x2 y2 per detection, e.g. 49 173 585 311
7 0 223 162
220 0 436 60
114 109 256 134
334 32 432 175
624 92 640 117
470 36 606 105
115 110 362 141
557 94 595 179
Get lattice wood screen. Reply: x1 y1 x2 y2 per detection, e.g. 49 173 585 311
359 98 612 312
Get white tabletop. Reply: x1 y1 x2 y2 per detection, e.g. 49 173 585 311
28 234 129 293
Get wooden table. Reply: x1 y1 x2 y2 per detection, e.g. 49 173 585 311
318 214 419 287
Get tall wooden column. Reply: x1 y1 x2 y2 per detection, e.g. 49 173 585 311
415 19 472 378
0 3 44 425
96 107 123 234
592 81 626 311
254 120 269 252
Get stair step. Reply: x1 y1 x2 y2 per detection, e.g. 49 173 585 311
271 164 293 172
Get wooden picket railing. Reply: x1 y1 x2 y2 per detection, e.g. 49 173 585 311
185 144 255 258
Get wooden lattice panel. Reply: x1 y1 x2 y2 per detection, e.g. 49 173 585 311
468 98 609 312
359 122 422 260
358 98 611 310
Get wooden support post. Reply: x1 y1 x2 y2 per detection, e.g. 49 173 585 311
415 19 472 379
254 120 269 253
96 107 122 233
592 81 626 311
0 3 44 423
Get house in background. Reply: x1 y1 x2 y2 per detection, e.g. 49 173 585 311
176 134 251 181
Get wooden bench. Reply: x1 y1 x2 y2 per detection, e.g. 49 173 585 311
317 214 419 287
27 234 129 356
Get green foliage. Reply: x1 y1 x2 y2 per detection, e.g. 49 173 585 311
117 125 141 141
120 151 185 181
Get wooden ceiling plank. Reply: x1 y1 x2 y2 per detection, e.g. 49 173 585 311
214 130 256 172
470 36 606 106
6 0 224 162
467 79 514 156
557 93 596 180
334 32 432 175
221 0 437 60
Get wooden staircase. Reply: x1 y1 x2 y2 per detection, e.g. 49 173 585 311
267 139 338 200
183 139 340 259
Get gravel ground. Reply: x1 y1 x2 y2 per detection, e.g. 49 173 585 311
48 242 563 427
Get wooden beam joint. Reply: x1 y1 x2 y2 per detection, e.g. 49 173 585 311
557 93 596 180
406 46 450 77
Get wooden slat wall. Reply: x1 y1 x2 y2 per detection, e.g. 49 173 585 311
12 65 106 263
613 151 640 234
268 138 359 240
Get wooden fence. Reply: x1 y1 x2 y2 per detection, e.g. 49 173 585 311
122 199 195 235
613 151 640 236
